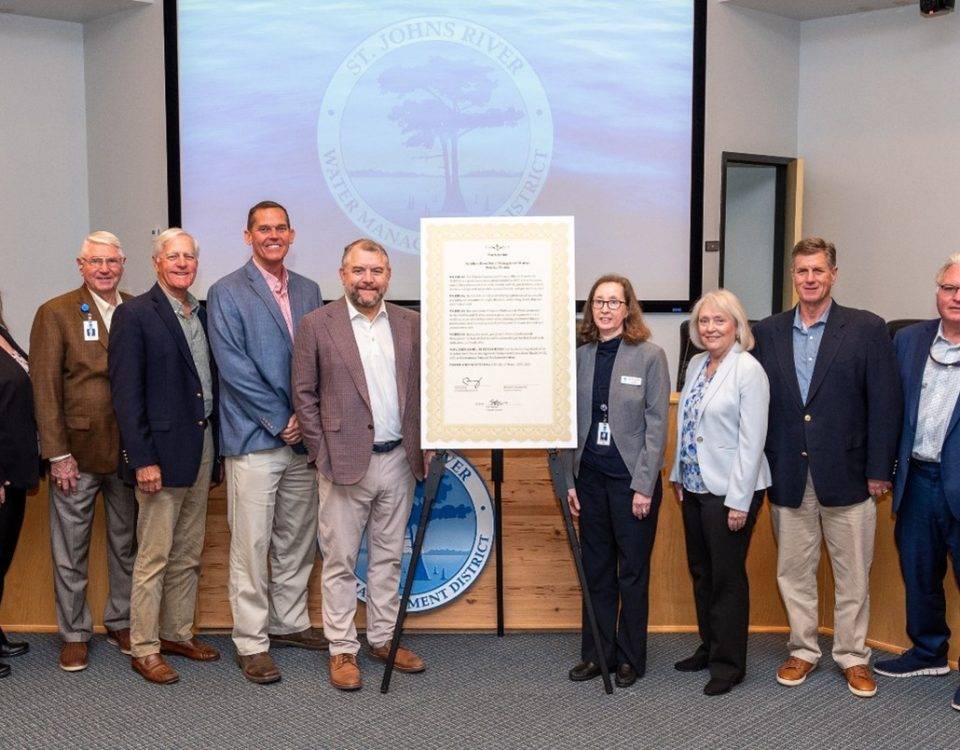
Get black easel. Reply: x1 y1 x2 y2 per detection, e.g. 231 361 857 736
380 450 447 694
491 448 505 637
546 449 614 695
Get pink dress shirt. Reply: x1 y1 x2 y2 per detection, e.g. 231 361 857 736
253 260 294 338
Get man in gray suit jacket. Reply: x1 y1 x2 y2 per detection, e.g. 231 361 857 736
293 238 426 691
207 202 325 685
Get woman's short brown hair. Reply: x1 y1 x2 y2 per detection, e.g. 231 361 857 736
579 274 651 344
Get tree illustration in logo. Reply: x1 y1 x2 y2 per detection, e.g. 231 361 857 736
378 57 524 215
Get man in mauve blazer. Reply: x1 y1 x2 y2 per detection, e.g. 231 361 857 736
206 201 325 684
29 231 137 672
109 228 222 684
293 238 425 691
752 237 901 699
874 254 960 711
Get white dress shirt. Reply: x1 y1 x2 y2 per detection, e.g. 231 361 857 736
912 322 960 462
89 287 121 332
346 297 402 443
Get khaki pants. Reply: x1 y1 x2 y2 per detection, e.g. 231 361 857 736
226 445 319 656
771 474 876 669
130 427 213 658
318 448 416 655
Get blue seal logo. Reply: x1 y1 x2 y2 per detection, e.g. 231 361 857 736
318 16 553 255
355 451 495 612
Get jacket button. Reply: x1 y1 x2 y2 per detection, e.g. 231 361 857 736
801 451 808 458
368 424 374 430
196 392 202 398
696 436 703 443
197 420 204 426
804 414 812 422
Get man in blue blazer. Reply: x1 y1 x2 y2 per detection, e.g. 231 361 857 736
109 228 222 685
874 254 960 711
207 201 324 684
752 237 901 699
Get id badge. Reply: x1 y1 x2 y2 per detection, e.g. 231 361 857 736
596 421 611 447
83 320 99 341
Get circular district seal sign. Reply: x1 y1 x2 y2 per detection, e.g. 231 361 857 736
355 451 495 612
318 16 553 255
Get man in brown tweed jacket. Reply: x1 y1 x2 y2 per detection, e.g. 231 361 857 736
292 238 427 691
29 231 137 672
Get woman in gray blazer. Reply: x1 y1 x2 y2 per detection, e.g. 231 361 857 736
669 289 771 696
566 275 670 688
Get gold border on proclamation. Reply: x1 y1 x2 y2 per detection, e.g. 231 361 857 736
424 220 574 445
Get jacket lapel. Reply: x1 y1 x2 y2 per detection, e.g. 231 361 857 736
696 344 741 425
772 310 804 409
151 284 200 380
906 321 938 432
805 302 845 405
327 298 372 411
389 305 411 417
245 260 293 353
78 286 110 351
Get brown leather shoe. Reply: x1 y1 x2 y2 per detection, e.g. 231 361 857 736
329 652 362 690
235 651 281 684
367 643 426 674
160 638 220 662
843 664 877 697
776 656 816 686
132 653 179 685
106 628 132 655
268 627 329 651
59 641 88 672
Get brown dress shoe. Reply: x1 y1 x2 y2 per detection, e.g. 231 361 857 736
160 638 220 662
367 643 426 674
235 651 281 684
329 653 362 690
268 627 329 651
843 664 877 697
776 656 816 686
59 641 88 672
132 653 179 685
106 628 132 655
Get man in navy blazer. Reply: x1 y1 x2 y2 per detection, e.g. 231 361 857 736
874 254 960 711
109 228 221 685
752 237 901 699
207 201 325 684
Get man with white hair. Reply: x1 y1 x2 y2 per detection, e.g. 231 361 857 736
30 231 137 672
109 228 222 684
875 253 960 712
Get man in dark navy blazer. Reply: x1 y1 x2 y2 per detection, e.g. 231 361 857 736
752 237 901 699
109 228 222 685
874 254 960 711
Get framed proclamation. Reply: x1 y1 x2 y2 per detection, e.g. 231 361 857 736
420 216 577 449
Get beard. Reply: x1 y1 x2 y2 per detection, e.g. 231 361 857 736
348 286 384 310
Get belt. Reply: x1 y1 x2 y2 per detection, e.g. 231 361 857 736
372 439 402 454
909 456 940 469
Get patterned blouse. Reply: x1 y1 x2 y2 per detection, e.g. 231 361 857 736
679 359 712 493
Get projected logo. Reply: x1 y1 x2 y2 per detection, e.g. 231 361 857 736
354 452 494 612
318 16 553 254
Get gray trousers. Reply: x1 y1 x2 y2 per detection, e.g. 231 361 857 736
49 471 137 641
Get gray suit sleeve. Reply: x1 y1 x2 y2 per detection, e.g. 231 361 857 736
632 346 671 496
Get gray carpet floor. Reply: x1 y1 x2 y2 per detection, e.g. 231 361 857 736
0 632 957 749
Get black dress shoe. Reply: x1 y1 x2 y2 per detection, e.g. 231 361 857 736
703 675 743 695
0 639 29 658
0 661 9 679
568 661 603 682
674 653 709 672
615 663 638 688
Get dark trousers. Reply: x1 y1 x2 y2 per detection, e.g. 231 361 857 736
895 460 960 663
576 464 661 673
681 488 763 681
0 487 27 608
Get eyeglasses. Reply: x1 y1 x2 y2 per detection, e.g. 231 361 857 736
937 283 960 296
592 299 624 310
80 257 124 268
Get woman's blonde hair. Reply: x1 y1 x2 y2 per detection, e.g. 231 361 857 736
689 288 754 351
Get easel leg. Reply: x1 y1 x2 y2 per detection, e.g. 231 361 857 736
546 449 614 695
380 450 447 694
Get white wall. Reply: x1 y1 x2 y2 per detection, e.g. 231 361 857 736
799 6 958 321
0 14 89 344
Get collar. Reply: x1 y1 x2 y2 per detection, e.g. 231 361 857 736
159 283 199 317
85 286 121 314
251 257 289 294
793 300 833 332
345 296 387 323
934 321 960 350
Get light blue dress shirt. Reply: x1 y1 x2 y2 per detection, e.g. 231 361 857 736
793 301 832 404
912 322 960 462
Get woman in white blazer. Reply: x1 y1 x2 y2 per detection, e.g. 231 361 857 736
669 289 771 696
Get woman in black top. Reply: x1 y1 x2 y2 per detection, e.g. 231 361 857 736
0 295 40 678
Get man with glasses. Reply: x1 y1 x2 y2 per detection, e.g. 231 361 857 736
109 228 222 684
29 231 137 671
875 254 960 711
751 237 901 699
